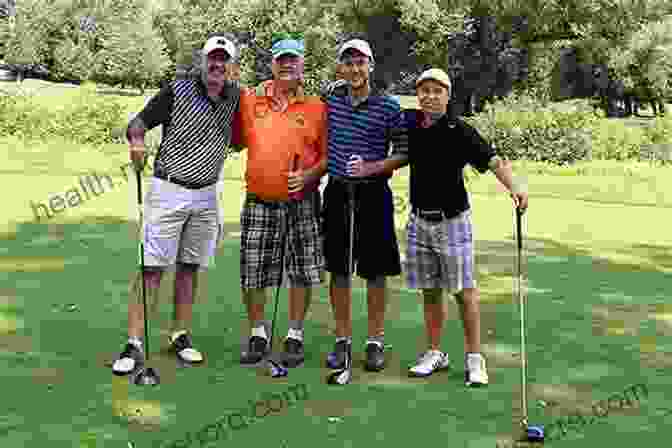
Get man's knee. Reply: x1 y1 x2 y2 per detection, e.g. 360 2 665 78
454 288 478 305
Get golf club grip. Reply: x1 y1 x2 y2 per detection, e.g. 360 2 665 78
136 169 143 205
516 207 523 251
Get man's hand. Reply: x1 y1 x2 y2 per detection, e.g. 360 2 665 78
288 169 304 194
129 144 147 172
511 191 529 212
347 155 380 177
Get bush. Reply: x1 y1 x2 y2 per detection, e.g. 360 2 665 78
464 93 598 166
590 119 648 160
0 83 125 146
51 38 95 83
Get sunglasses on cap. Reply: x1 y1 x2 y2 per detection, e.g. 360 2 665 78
271 31 304 45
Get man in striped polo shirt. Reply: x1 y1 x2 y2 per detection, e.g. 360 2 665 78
112 35 240 375
321 38 409 379
232 35 327 368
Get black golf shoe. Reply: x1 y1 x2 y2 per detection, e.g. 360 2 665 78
364 342 385 371
170 331 204 364
281 337 305 368
240 336 269 365
112 342 144 375
326 340 350 369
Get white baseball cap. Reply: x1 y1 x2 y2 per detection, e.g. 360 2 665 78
202 36 236 59
338 39 374 62
415 68 452 91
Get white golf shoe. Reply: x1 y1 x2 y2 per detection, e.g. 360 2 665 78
465 353 489 387
408 350 450 377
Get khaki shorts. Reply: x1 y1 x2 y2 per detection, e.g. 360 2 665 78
142 177 220 268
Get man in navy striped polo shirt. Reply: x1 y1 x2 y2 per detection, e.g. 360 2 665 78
112 35 240 376
321 38 409 381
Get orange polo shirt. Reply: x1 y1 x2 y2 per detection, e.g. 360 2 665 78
231 80 327 201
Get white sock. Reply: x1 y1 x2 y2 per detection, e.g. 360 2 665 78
252 325 268 340
336 336 351 345
128 337 143 350
287 328 303 341
466 352 482 364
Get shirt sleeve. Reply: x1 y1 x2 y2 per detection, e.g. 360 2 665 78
388 98 408 157
126 83 173 142
316 105 328 163
463 122 497 173
230 102 244 149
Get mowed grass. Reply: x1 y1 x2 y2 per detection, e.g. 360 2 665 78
1 81 671 448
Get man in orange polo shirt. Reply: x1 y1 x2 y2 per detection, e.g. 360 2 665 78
231 34 327 368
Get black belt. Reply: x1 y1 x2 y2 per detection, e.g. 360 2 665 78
330 175 388 185
154 172 215 190
412 207 448 222
246 192 318 206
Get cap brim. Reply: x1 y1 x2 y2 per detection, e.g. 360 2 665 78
273 50 303 59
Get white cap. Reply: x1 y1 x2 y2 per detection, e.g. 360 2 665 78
338 39 374 62
202 36 236 59
415 68 451 91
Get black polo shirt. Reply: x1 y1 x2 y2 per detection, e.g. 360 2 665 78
403 109 496 218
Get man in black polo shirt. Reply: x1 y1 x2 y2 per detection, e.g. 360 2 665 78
112 35 240 376
403 68 528 386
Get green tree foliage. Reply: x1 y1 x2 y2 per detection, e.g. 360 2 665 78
2 0 61 82
93 0 171 92
608 16 672 97
51 37 96 83
164 0 343 94
397 0 467 67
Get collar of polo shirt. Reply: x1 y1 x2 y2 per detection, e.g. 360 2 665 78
256 80 305 103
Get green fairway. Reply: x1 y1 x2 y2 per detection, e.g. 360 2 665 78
1 84 671 447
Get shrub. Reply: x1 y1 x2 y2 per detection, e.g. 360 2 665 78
51 38 95 83
464 93 598 166
590 119 649 161
0 83 125 146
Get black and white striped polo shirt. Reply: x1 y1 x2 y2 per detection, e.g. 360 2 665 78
126 78 239 188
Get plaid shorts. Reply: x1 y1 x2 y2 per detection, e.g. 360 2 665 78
240 191 324 289
405 209 476 292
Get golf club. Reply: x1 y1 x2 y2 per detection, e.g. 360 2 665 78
264 154 302 378
327 178 354 385
133 168 160 386
516 206 543 442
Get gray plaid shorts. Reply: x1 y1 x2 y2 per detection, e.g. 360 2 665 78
405 209 476 292
240 191 324 289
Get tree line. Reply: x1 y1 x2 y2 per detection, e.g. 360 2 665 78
0 0 670 114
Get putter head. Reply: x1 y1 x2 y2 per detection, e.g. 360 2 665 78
526 425 544 442
133 367 160 386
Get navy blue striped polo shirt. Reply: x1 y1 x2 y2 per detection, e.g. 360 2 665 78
323 84 408 178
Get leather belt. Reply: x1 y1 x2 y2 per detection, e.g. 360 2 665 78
412 207 447 222
154 172 215 190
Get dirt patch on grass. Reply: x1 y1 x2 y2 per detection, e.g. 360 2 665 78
590 303 655 337
301 399 356 418
31 367 65 386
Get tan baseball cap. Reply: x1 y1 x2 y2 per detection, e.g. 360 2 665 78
416 68 451 91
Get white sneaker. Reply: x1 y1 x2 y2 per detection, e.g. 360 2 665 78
112 342 144 375
408 350 450 377
465 353 489 387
